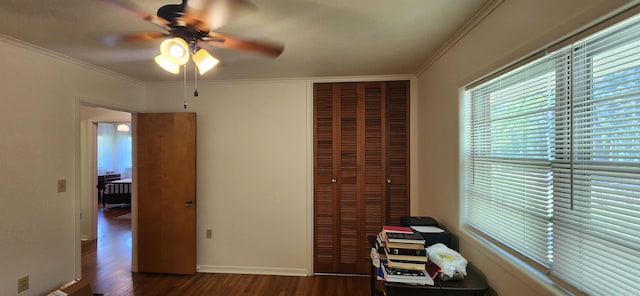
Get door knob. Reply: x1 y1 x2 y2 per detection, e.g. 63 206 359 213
331 177 337 183
185 200 193 207
386 177 392 184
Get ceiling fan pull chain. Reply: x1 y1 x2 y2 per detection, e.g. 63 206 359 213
183 64 188 109
194 65 199 97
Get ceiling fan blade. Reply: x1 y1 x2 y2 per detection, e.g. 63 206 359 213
98 0 171 31
205 32 284 57
99 32 167 47
184 0 257 30
121 32 169 42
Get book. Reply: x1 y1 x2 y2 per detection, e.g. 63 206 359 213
387 260 427 271
385 240 425 250
382 225 413 233
385 231 426 244
385 251 428 263
386 246 427 256
381 263 432 285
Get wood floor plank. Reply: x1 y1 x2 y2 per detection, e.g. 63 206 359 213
82 206 370 296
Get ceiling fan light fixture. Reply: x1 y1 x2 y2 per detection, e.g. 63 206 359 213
160 37 190 65
117 123 130 132
192 48 219 75
155 55 180 74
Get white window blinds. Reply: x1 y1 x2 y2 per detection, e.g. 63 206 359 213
551 15 640 295
464 55 558 268
464 11 640 295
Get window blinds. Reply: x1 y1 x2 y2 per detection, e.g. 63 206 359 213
464 54 559 268
464 11 640 295
551 15 640 295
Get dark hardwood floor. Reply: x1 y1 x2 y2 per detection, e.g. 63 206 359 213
81 206 371 296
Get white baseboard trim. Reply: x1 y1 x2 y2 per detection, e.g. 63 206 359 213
197 265 309 277
80 235 89 241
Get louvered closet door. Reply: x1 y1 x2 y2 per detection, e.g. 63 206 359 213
336 83 360 272
313 80 409 275
360 82 386 271
385 81 410 224
313 83 337 272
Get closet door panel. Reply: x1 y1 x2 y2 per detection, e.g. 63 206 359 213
386 81 410 225
313 83 337 272
361 82 385 272
337 83 359 272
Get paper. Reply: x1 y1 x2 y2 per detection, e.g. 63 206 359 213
370 248 381 268
411 226 445 233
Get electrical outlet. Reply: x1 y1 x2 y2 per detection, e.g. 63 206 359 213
206 229 212 239
57 179 67 193
17 275 29 293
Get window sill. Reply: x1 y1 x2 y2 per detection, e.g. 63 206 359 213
457 227 567 295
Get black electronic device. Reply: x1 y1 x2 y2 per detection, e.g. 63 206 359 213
400 216 452 248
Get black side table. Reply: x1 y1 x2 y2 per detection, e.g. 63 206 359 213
369 236 490 296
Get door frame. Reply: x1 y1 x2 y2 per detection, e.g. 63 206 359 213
75 98 140 279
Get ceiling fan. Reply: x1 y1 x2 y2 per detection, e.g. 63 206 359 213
100 0 285 74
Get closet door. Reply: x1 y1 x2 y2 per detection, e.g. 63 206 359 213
385 81 410 224
337 83 360 272
360 82 386 271
313 80 409 274
313 83 337 272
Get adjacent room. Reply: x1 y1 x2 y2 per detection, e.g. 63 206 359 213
1 0 638 295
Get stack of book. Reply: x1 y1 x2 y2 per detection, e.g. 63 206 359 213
375 225 432 285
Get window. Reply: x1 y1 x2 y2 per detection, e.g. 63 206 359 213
463 12 640 295
97 123 132 178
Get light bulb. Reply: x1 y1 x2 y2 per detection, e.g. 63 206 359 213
160 37 189 66
170 44 186 58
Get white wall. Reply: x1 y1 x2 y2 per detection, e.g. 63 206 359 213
415 0 634 295
0 38 145 295
145 79 311 274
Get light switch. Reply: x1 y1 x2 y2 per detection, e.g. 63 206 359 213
57 179 67 193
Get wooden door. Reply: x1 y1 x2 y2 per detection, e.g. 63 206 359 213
313 81 409 274
385 81 410 224
136 112 197 275
336 83 359 273
313 83 338 272
361 82 387 270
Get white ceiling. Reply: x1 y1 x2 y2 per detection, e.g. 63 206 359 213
0 0 489 82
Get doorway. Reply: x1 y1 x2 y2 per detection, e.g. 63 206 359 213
79 105 132 278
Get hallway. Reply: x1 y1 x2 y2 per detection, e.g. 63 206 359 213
81 206 133 295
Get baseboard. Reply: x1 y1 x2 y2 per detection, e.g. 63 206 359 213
80 235 90 241
197 265 309 276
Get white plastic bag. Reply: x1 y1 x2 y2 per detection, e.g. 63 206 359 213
426 243 468 280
